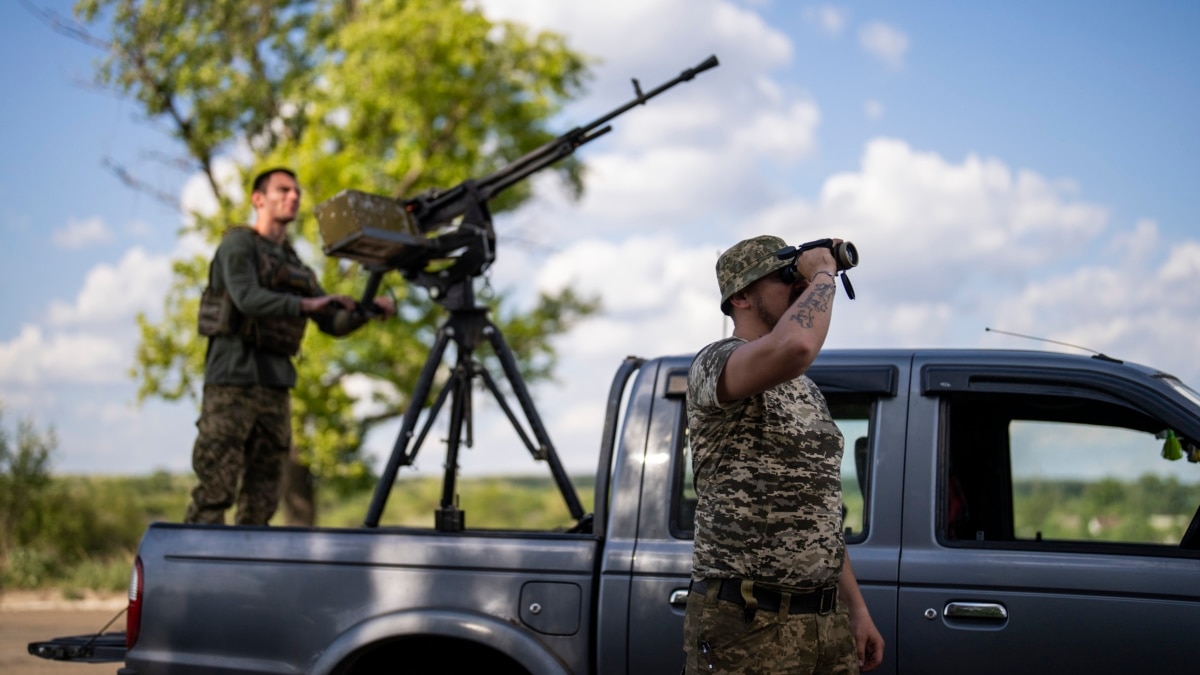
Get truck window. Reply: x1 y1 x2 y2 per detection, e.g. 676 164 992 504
942 392 1200 551
671 391 877 542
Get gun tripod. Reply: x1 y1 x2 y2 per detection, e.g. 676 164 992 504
362 278 585 531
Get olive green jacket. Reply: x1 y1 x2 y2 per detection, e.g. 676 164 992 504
203 227 367 388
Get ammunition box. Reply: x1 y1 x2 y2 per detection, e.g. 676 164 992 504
315 189 429 268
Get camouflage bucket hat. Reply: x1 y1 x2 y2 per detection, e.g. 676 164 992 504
717 234 790 309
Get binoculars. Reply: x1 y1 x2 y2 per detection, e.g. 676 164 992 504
776 238 858 271
776 238 859 299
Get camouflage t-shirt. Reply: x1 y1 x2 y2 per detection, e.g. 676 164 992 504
687 337 846 590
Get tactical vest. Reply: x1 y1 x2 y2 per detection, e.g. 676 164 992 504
197 226 319 356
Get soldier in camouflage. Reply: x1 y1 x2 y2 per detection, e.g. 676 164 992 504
184 168 396 526
683 235 884 673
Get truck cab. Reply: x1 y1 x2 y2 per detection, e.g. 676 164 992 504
619 349 1200 674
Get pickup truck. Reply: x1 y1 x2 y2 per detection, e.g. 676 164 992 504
30 348 1200 674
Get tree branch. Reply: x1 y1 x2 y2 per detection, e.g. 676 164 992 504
18 0 109 50
101 158 180 210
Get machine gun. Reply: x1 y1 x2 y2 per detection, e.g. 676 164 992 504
314 55 719 531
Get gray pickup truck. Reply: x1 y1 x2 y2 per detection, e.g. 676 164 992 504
30 348 1200 674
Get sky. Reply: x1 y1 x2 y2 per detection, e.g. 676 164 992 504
1 0 1198 481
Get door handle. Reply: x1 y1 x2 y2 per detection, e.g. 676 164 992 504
943 601 1008 620
670 589 690 607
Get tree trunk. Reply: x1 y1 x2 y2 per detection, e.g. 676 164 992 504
280 445 316 526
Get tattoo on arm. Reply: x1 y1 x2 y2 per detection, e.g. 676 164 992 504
788 281 836 328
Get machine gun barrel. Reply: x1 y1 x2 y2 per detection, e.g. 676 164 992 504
405 55 720 228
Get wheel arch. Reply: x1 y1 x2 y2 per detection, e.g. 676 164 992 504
310 609 570 675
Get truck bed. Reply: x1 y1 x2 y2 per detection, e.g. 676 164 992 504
125 522 602 674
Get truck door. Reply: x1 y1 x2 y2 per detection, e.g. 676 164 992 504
619 356 905 675
898 356 1200 674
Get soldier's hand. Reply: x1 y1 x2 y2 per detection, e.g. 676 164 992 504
796 239 840 283
370 296 397 319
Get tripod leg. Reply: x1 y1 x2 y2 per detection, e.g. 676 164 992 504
436 352 473 532
483 324 586 521
364 329 452 528
410 370 458 456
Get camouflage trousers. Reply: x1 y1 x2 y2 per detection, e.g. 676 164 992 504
683 580 859 674
184 384 291 526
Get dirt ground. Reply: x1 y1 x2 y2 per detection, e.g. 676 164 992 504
1 591 127 675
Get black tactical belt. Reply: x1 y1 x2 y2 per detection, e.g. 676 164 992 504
693 578 839 615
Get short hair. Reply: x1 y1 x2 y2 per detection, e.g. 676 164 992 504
251 167 297 194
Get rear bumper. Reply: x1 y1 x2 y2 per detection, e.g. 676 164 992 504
28 632 126 663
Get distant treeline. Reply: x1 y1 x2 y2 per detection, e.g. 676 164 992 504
1013 474 1199 543
1 468 1194 594
0 471 596 593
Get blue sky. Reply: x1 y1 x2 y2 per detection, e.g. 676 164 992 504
1 1 1198 478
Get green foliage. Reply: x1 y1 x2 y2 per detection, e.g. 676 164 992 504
74 0 316 176
6 471 594 591
0 407 189 591
60 554 135 595
3 548 57 589
1013 475 1200 544
0 406 56 559
320 475 595 531
72 0 601 497
840 479 864 536
0 470 191 590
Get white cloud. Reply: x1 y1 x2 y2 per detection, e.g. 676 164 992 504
125 219 156 237
859 21 909 69
566 146 749 228
731 100 821 162
989 238 1200 379
791 138 1109 298
1159 240 1200 285
479 0 793 100
180 156 247 223
52 217 112 249
483 1 790 59
0 228 206 393
1108 218 1159 265
537 234 716 322
46 246 175 327
76 398 143 424
0 324 126 385
803 4 848 36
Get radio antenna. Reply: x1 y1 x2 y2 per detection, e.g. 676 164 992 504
984 327 1122 363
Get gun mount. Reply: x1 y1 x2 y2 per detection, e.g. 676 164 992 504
314 56 719 531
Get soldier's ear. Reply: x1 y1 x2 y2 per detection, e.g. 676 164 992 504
729 289 751 310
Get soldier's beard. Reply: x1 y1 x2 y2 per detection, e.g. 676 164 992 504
753 296 782 331
752 285 804 331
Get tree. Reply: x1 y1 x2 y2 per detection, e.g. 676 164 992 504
0 405 56 564
68 0 599 523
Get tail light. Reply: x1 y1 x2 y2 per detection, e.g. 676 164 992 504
126 556 144 650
